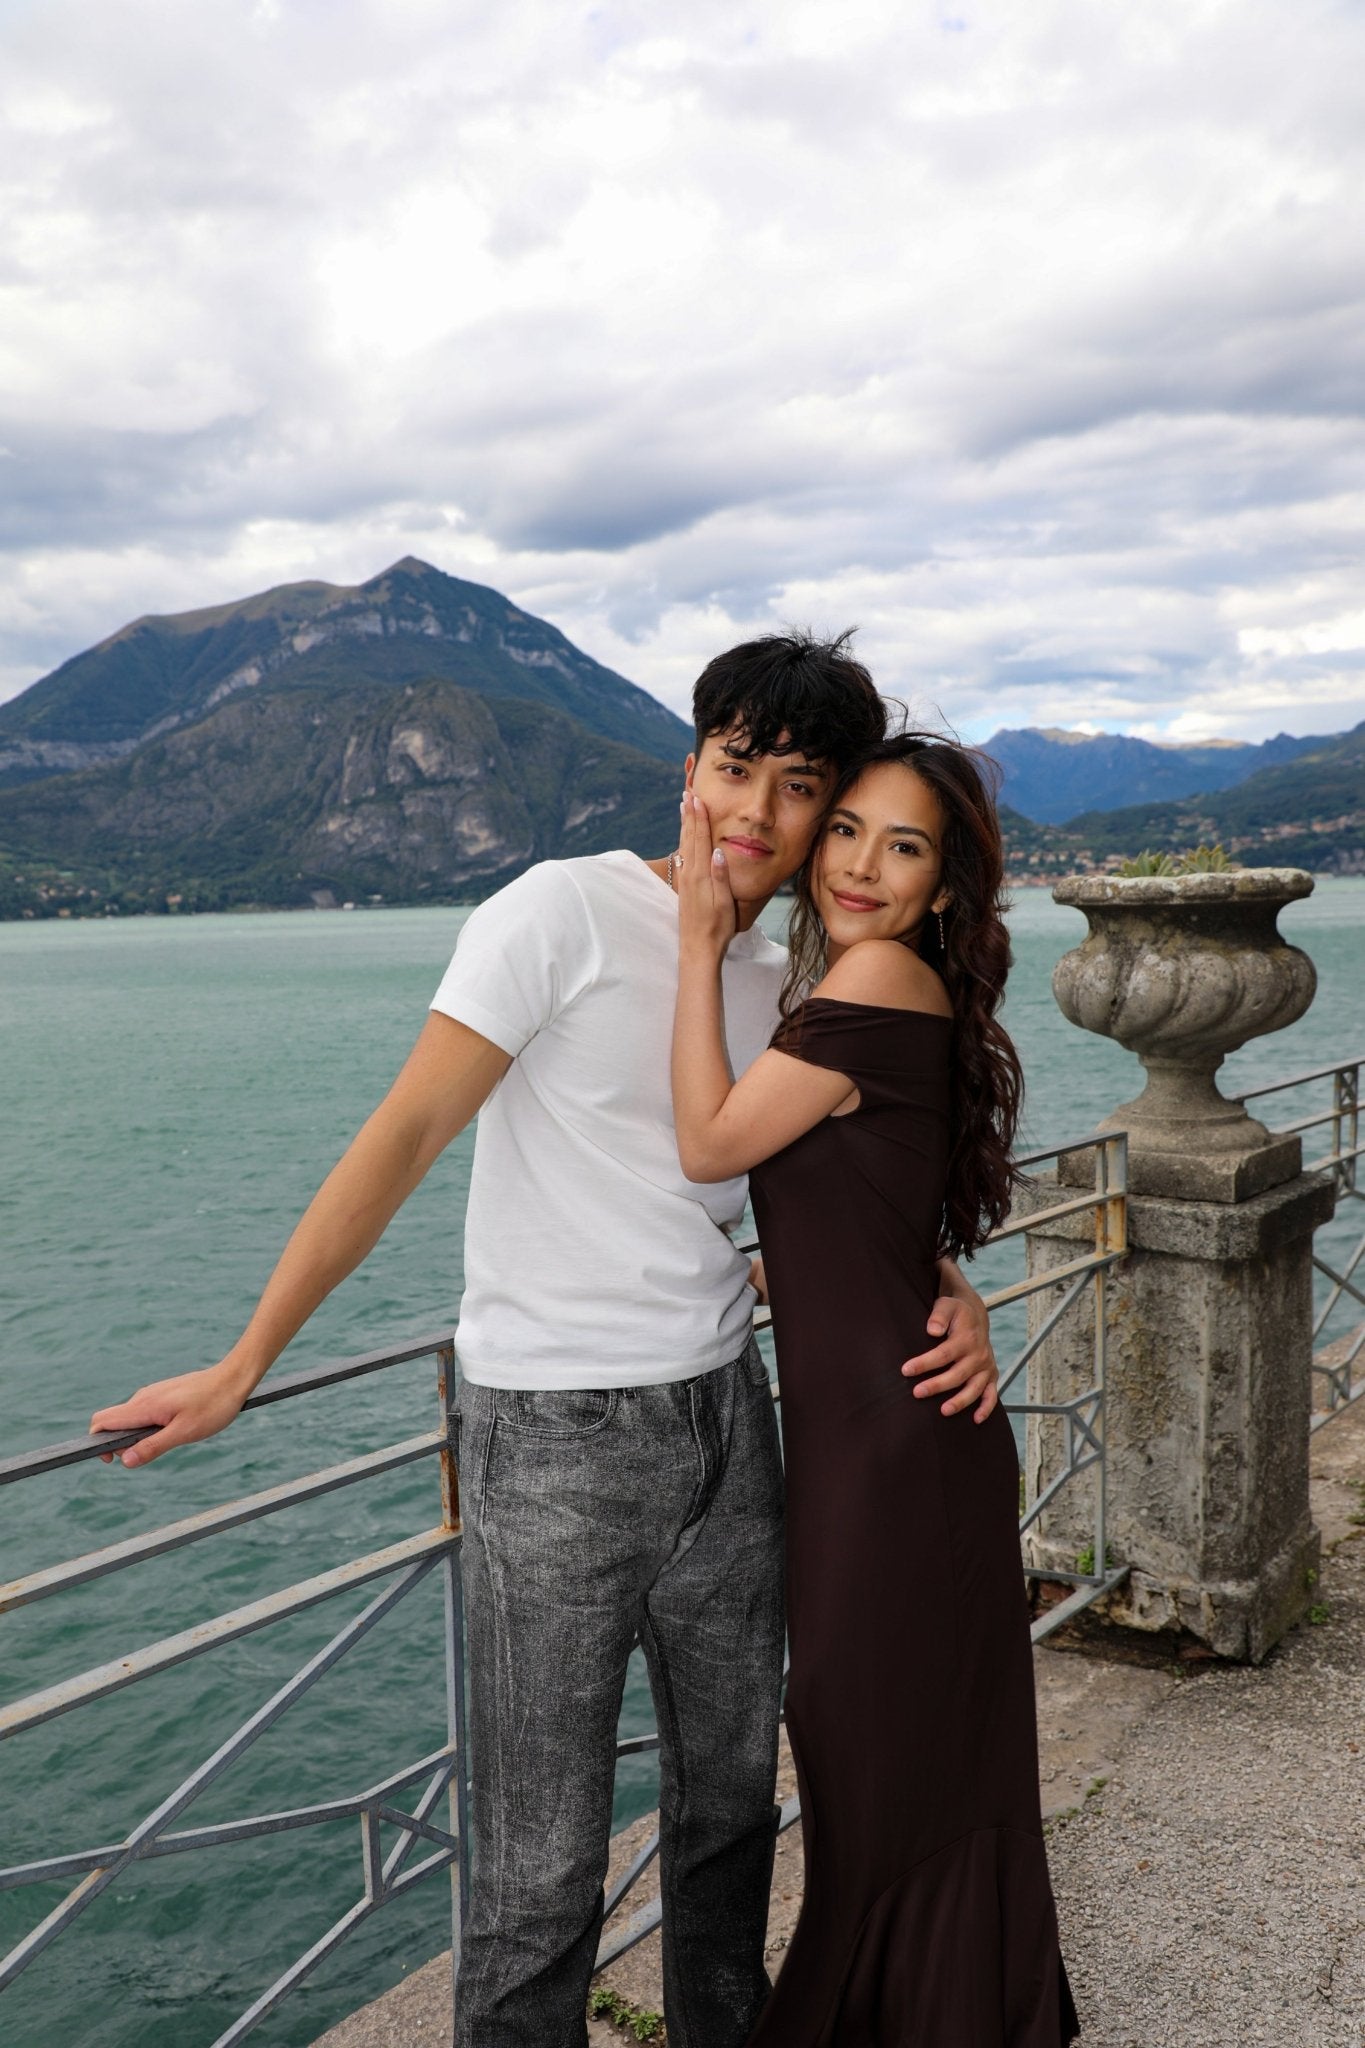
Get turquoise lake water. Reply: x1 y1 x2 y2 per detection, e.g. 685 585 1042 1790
2 881 1361 2047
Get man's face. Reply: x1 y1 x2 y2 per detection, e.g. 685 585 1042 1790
685 726 832 905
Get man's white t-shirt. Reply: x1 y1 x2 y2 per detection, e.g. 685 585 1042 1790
429 851 787 1389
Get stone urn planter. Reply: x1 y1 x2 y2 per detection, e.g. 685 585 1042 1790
1051 869 1317 1200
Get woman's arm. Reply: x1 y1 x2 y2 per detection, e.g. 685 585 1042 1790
672 793 853 1181
672 794 952 1181
672 967 852 1182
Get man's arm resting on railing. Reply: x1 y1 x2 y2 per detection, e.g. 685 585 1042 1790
89 1014 512 1469
902 1254 999 1422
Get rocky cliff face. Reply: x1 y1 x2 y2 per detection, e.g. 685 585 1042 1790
0 556 691 783
0 678 683 909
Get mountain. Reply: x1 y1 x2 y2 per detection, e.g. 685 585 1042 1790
0 677 684 916
7 558 1354 918
984 726 1326 824
1060 721 1365 872
0 557 691 786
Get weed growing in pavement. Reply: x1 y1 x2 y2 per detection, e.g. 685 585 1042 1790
589 1986 666 2042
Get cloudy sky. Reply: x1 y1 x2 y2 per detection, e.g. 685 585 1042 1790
3 0 1363 742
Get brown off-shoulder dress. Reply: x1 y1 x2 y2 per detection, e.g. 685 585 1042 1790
746 998 1079 2047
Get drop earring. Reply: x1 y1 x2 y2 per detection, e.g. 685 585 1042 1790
936 907 946 953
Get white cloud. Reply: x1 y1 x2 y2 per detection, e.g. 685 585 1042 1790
1238 610 1365 659
2 0 1364 743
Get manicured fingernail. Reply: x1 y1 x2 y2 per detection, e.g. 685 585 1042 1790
712 849 725 866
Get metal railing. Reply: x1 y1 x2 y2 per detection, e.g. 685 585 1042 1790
2 1128 1130 2032
984 1130 1130 1638
1234 1054 1365 1424
0 1335 469 2047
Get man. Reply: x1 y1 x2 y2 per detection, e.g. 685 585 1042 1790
91 633 998 2048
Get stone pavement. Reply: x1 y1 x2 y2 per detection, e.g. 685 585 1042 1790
314 1394 1365 2048
1050 1399 1365 2048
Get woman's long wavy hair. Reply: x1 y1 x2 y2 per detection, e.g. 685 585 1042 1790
780 732 1025 1259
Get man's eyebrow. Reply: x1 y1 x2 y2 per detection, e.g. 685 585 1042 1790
722 743 830 777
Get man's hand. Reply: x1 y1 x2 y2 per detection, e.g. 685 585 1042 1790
90 1361 249 1469
902 1269 998 1421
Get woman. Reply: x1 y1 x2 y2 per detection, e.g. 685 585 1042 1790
671 732 1079 2046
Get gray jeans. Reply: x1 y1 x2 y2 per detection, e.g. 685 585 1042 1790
453 1341 786 2048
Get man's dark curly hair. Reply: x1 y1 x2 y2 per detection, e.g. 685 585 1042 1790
691 630 886 770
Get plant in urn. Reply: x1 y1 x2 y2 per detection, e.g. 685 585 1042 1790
1051 869 1316 1201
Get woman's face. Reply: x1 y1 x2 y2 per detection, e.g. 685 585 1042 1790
813 760 948 956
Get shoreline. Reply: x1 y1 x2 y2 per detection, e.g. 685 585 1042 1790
4 862 1361 924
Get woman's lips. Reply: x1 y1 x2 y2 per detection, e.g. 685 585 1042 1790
722 836 774 858
830 890 884 911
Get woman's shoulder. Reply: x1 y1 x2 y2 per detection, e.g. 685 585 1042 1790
812 940 952 1019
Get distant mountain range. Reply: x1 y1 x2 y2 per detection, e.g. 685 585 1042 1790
1060 720 1365 872
980 726 1327 825
0 560 1359 917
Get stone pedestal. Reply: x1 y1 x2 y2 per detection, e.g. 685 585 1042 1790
1051 870 1316 1203
1019 1169 1334 1662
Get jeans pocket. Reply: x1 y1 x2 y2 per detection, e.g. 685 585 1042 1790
743 1340 771 1389
498 1387 620 1438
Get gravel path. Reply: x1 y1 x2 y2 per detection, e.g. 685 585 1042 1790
1051 1416 1365 2048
